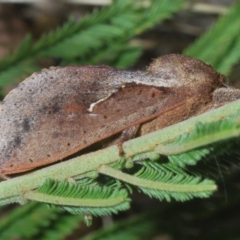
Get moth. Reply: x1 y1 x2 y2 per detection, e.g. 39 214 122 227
0 54 240 178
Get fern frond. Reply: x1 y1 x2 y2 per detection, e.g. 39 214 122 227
134 162 215 202
143 160 189 176
168 148 211 167
99 165 216 203
0 202 82 239
24 179 130 217
184 1 240 75
155 114 240 168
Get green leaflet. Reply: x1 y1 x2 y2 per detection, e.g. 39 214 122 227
99 164 216 202
24 179 130 217
134 161 216 201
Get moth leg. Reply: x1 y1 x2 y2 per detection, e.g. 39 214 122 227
213 87 240 105
117 125 140 156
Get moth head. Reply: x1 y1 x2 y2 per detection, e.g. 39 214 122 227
147 54 227 89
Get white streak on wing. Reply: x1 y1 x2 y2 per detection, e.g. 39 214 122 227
88 113 98 117
87 93 112 112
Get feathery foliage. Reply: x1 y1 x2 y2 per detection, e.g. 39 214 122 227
0 202 83 240
169 117 237 152
156 114 240 167
30 178 130 217
134 161 215 202
184 1 240 75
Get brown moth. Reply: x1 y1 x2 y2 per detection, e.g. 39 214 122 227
0 54 240 178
